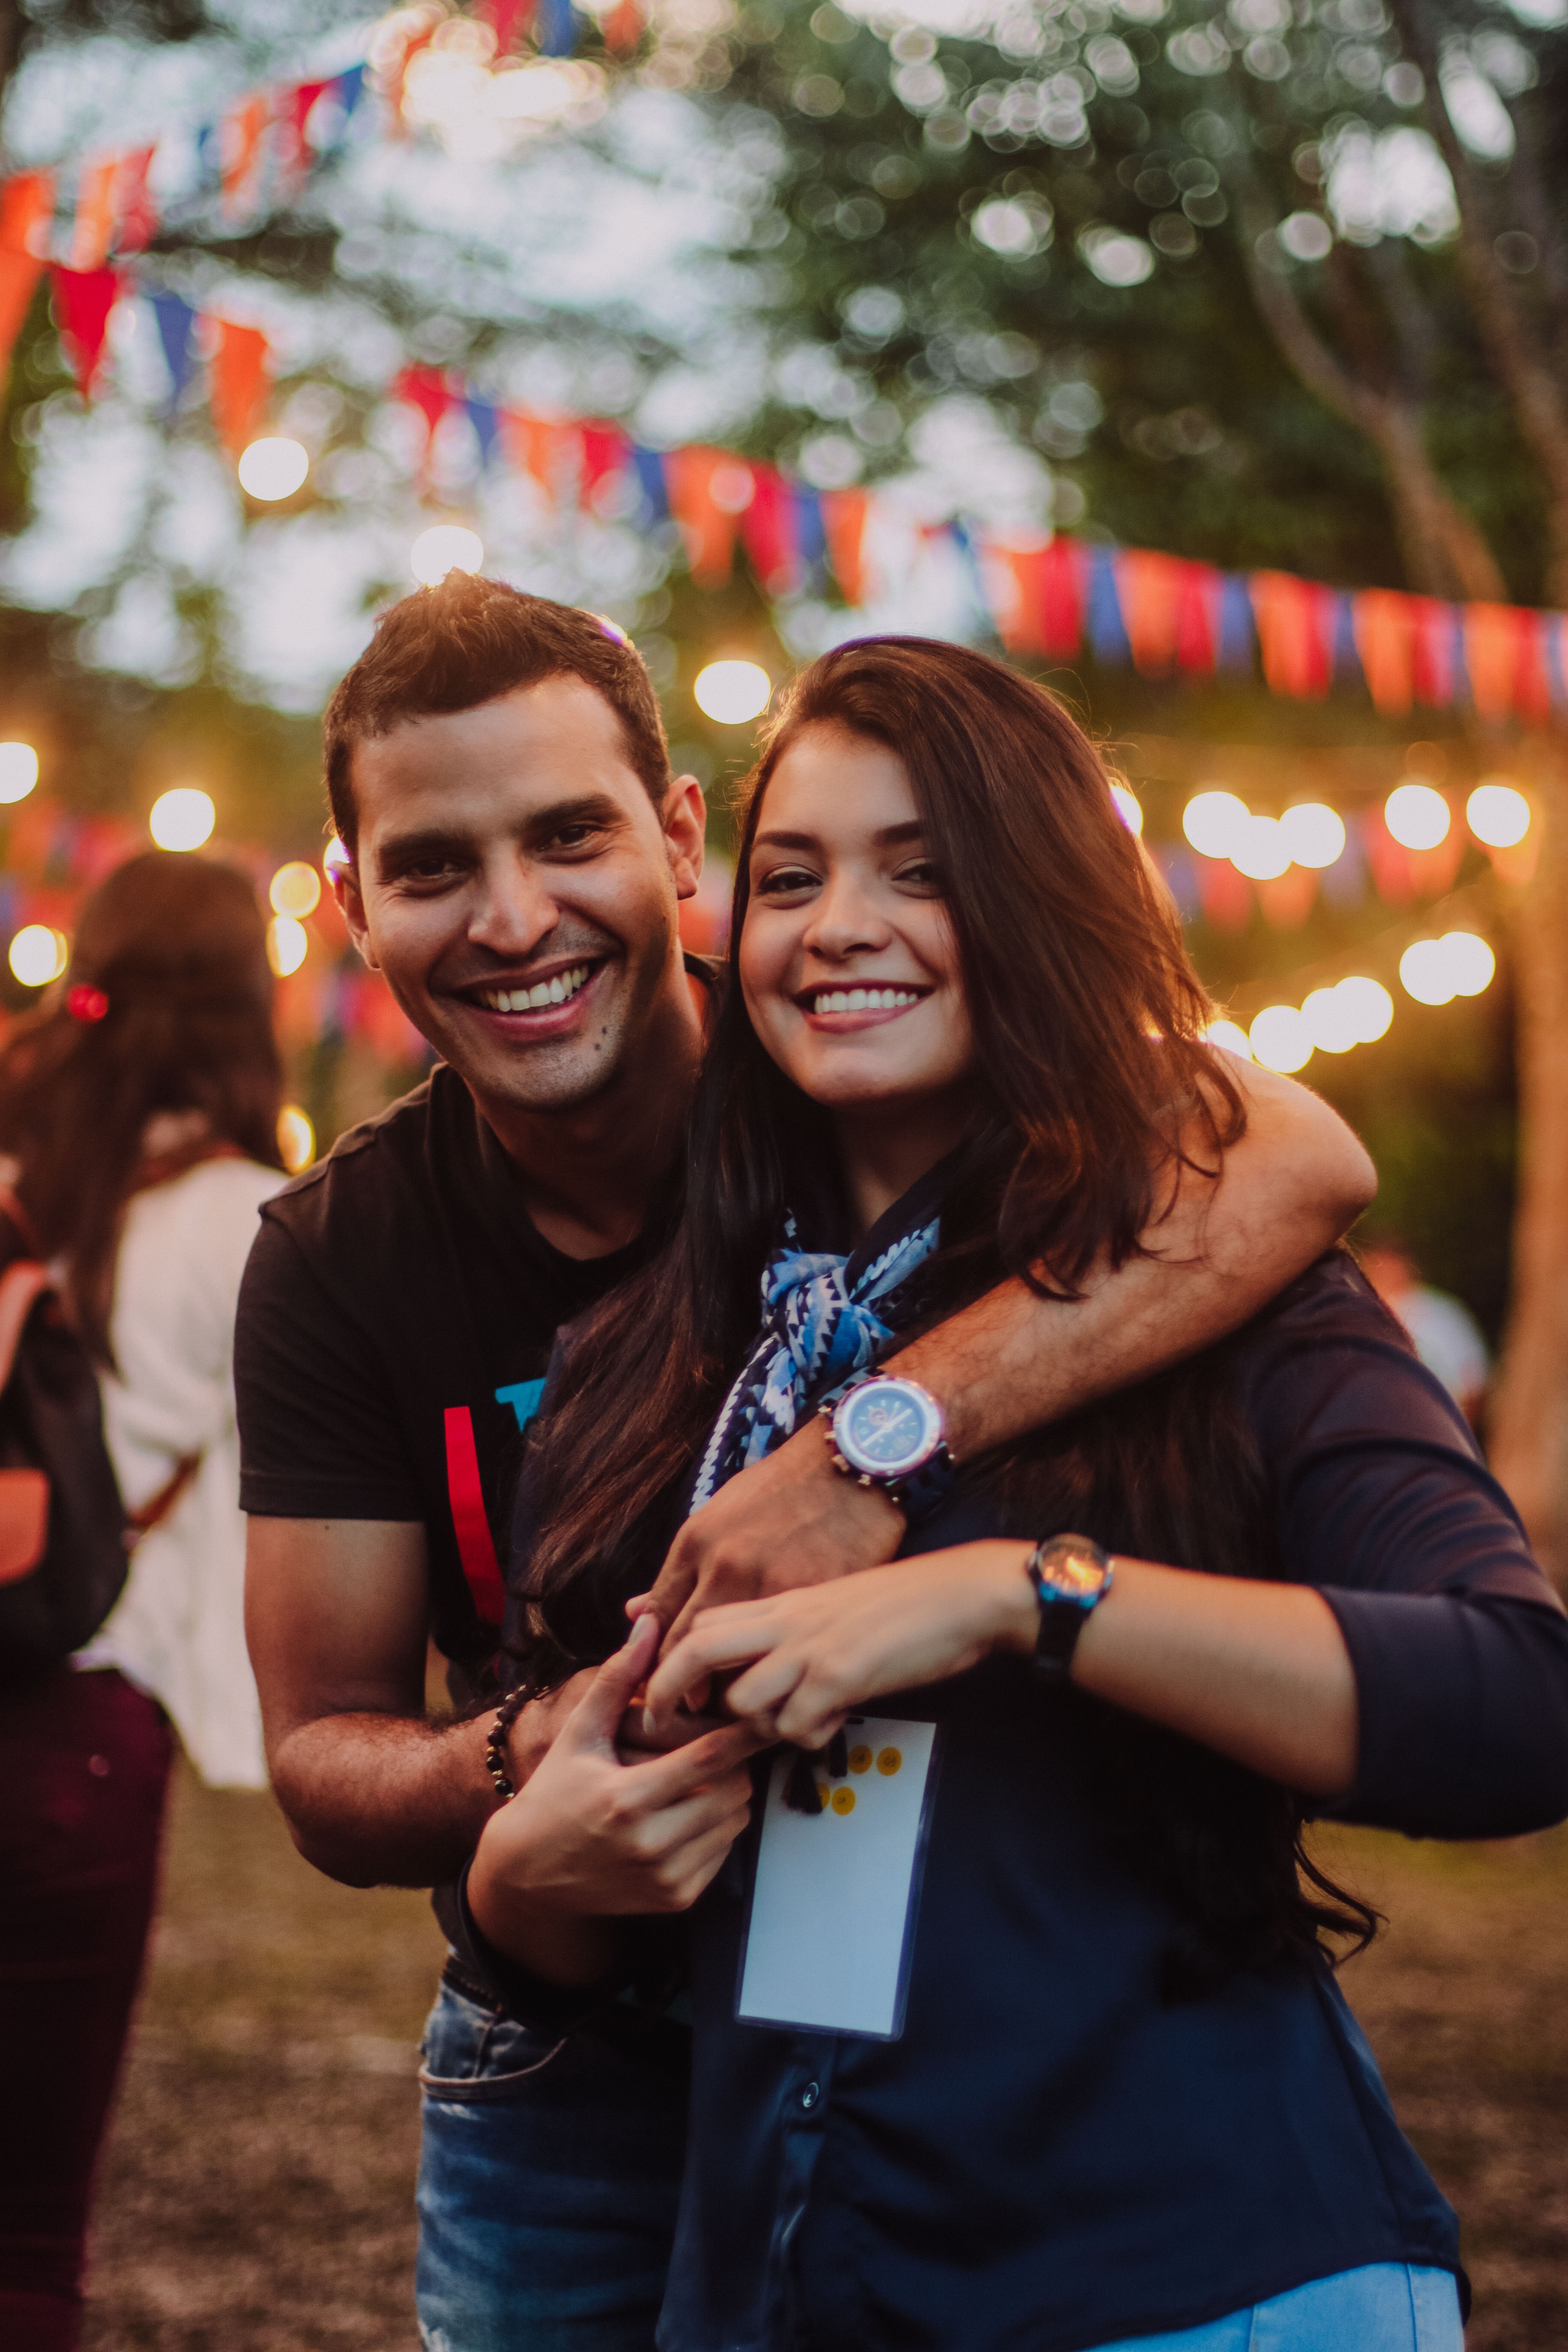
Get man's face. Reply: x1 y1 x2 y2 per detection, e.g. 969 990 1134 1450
336 676 705 1120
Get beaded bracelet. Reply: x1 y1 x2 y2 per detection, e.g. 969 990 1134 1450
485 1685 531 1801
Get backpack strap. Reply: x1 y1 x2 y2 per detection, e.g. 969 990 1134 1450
0 1184 45 1262
0 1259 52 1391
127 1452 204 1544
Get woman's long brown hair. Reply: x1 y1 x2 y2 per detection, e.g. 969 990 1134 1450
517 635 1244 1678
0 851 284 1361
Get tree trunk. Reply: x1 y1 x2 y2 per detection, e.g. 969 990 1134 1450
1241 227 1505 601
1486 748 1568 1593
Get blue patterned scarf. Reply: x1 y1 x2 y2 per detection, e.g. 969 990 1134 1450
687 1205 940 1516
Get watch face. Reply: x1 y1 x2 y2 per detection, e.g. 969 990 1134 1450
835 1379 942 1477
1043 1546 1110 1605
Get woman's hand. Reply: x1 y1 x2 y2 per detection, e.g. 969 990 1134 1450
469 1614 767 1983
643 1544 1035 1751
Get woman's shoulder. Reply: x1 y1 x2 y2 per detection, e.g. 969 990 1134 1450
126 1152 289 1228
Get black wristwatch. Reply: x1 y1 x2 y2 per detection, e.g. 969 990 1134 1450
1024 1534 1114 1677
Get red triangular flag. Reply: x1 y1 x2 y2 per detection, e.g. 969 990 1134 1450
395 364 458 482
211 320 271 453
279 81 332 192
50 263 120 400
482 0 536 55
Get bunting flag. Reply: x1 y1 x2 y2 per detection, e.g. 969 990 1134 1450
0 170 54 257
500 409 579 502
740 465 802 595
1352 588 1414 716
1251 572 1332 699
820 488 870 606
0 251 44 387
664 447 747 585
484 0 537 53
69 157 121 272
1115 547 1185 675
210 319 270 451
277 80 332 194
466 392 500 470
221 94 272 221
396 364 458 476
149 290 198 413
581 420 631 502
50 264 120 400
116 147 159 253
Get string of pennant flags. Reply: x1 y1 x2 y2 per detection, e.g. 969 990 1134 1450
2 113 1567 732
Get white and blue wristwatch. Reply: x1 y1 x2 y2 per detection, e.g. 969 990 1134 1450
823 1373 956 1519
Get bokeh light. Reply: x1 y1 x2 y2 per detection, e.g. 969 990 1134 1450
0 743 40 805
1397 933 1495 1008
1384 781 1450 850
1110 784 1143 835
270 860 322 919
1249 1004 1313 1073
1182 790 1249 859
238 436 309 501
1278 802 1346 869
1229 814 1291 882
267 915 309 977
277 1104 316 1174
1301 985 1360 1054
1466 780 1531 848
9 925 67 987
323 837 352 880
411 525 484 585
1203 1017 1253 1059
149 787 215 852
694 660 772 724
1335 976 1395 1042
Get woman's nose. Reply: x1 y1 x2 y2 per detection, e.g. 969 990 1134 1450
801 872 891 960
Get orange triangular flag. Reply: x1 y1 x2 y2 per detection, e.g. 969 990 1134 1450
0 170 55 257
820 488 871 605
210 320 270 453
664 447 745 585
1464 602 1523 723
1351 588 1415 715
0 250 44 389
70 156 120 272
221 95 271 222
1115 548 1184 674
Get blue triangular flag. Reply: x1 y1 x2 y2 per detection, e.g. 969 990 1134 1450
537 0 577 56
1216 574 1255 674
334 63 368 122
793 487 826 577
466 397 499 469
631 446 669 523
149 291 198 414
1084 544 1130 665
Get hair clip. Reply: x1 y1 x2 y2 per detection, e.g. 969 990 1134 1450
66 984 109 1023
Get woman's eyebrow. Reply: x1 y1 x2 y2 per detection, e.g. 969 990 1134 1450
752 828 820 851
752 820 926 852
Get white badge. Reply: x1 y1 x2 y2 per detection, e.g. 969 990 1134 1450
736 1715 940 2041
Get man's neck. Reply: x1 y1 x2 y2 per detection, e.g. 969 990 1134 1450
475 965 706 1261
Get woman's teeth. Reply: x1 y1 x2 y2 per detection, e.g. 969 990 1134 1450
809 986 922 1014
481 965 591 1013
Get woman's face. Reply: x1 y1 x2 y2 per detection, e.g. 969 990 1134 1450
739 722 974 1115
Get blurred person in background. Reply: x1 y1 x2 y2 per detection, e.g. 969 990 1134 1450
0 852 288 2352
1359 1234 1490 1429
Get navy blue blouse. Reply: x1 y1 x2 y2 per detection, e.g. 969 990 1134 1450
469 1253 1568 2352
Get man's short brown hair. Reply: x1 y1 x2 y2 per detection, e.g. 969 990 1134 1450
322 575 671 852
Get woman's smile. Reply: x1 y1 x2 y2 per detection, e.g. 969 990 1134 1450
795 980 933 1032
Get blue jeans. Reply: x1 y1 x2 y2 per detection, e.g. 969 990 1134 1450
1105 2263 1464 2350
416 1973 689 2352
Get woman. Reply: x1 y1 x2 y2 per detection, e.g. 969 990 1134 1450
0 852 289 2350
469 640 1568 2352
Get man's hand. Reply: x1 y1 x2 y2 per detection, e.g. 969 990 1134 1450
467 1616 765 1984
632 1418 904 1655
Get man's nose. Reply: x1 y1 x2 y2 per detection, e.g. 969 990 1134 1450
469 853 561 956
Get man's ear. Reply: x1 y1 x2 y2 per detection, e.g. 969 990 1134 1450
330 860 380 972
662 774 707 903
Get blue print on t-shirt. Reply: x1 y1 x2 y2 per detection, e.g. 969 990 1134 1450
495 1379 547 1434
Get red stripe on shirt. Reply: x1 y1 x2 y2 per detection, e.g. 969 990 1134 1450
443 1405 506 1626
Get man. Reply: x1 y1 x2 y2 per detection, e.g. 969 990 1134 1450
241 575 1375 2349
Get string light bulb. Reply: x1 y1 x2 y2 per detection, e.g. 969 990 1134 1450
1228 814 1291 882
266 915 309 977
694 661 771 724
149 788 215 852
1384 782 1450 851
1278 803 1345 869
0 743 40 805
1182 790 1249 859
8 925 66 987
1249 1004 1313 1073
1466 781 1530 849
270 861 322 919
1110 784 1143 835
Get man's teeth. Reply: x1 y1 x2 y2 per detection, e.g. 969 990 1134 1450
481 965 591 1014
811 986 922 1014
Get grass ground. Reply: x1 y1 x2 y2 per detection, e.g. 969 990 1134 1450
82 1766 1568 2351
